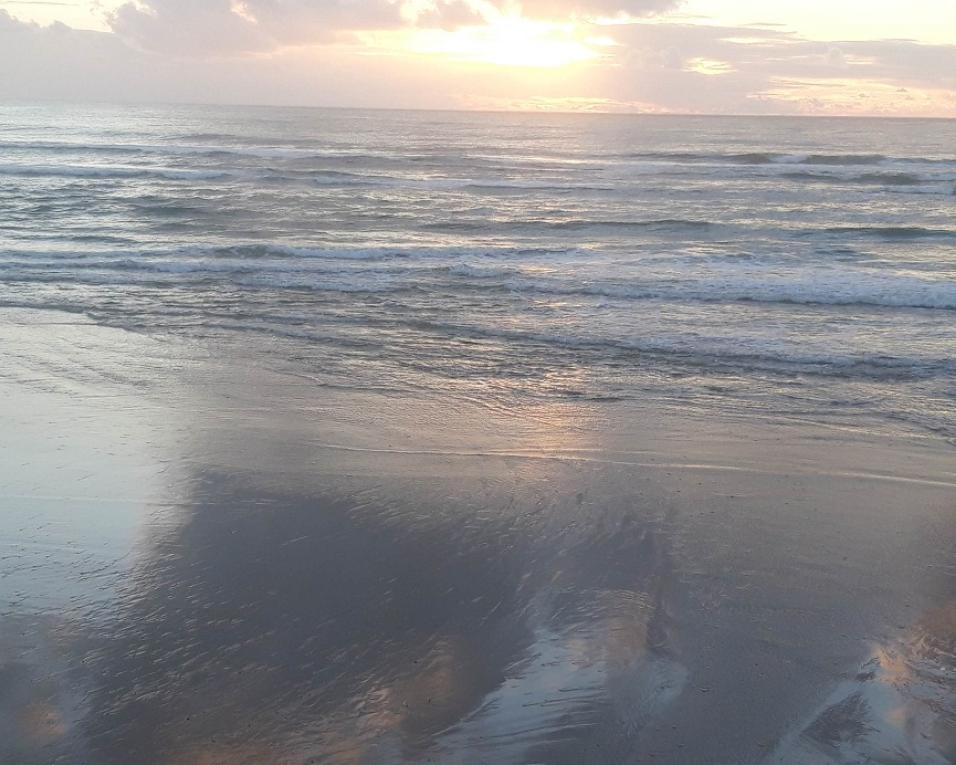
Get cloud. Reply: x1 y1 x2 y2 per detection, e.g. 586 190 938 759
518 0 680 21
109 0 407 55
108 0 683 56
108 0 506 56
0 11 147 100
0 9 486 107
110 1 272 55
577 20 956 115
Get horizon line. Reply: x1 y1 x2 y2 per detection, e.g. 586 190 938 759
3 96 956 121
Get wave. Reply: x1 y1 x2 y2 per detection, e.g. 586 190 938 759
428 218 717 234
0 163 232 182
447 263 519 279
0 138 410 163
401 319 952 377
779 171 956 195
184 243 578 262
174 132 242 142
0 139 598 176
549 218 713 232
782 171 926 186
0 161 610 193
0 162 381 185
618 150 956 169
5 245 954 312
486 271 956 311
819 226 956 240
0 267 404 294
265 168 391 186
0 140 151 156
798 153 889 166
462 180 615 193
0 243 580 265
620 151 780 165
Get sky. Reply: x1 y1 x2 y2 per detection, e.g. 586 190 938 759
2 0 955 115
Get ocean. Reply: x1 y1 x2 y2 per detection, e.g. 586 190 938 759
2 103 955 439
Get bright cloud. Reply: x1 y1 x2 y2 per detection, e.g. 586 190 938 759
106 0 678 55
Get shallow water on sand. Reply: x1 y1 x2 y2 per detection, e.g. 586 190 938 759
1 312 954 764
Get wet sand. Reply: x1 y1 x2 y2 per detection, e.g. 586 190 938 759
2 310 954 764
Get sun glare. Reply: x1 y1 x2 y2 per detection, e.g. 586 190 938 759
404 18 608 68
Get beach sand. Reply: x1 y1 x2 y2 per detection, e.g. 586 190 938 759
2 309 954 764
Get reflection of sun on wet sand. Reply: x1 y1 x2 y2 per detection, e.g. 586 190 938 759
773 601 956 764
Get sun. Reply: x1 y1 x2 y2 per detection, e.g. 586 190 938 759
409 18 605 68
401 17 611 69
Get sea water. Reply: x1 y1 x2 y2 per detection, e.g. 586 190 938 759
2 103 955 437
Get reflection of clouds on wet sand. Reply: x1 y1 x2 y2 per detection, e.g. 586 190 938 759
61 458 684 764
771 601 956 764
